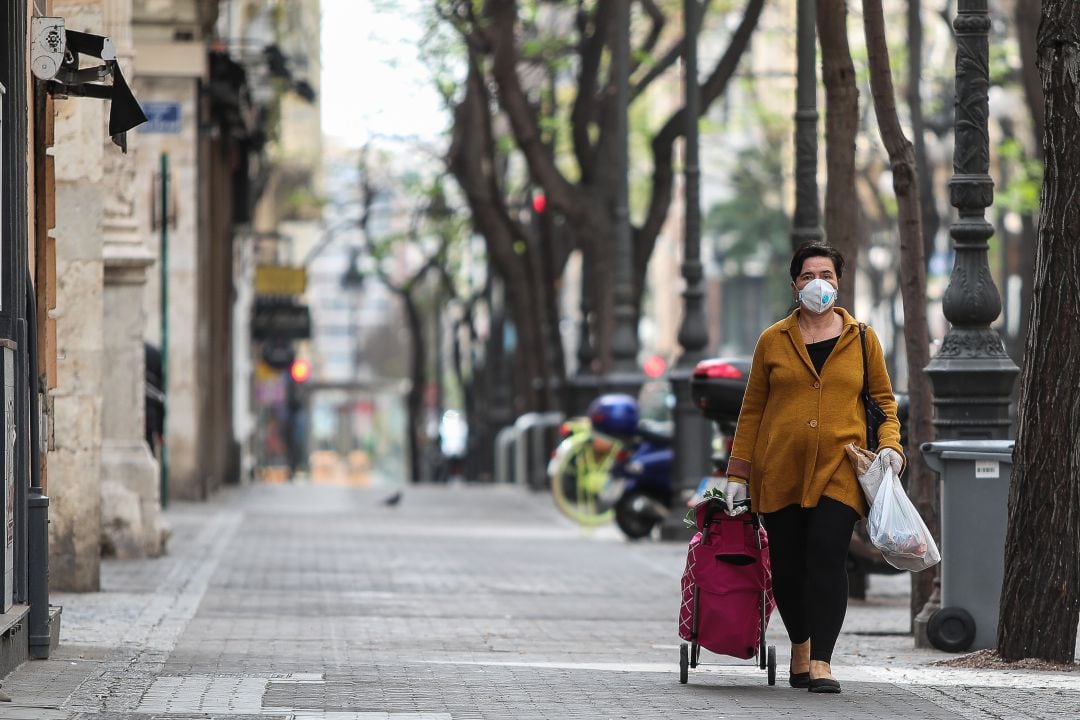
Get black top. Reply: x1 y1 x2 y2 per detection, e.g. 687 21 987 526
806 336 839 375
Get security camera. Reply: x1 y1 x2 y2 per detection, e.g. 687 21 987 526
31 17 66 81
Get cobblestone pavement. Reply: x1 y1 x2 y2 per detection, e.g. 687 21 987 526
1 482 1078 720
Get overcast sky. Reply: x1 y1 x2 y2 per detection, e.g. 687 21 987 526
321 0 449 148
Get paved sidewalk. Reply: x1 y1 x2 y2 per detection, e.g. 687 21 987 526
0 482 1077 720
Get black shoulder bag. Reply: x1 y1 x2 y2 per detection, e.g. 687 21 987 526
859 323 888 452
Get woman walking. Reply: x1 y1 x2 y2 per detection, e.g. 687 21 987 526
724 243 904 694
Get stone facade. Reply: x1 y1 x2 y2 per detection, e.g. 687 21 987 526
132 72 204 501
49 0 107 592
100 0 168 558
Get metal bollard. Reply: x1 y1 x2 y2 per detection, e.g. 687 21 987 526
494 426 517 484
512 414 541 488
525 412 564 491
28 490 49 659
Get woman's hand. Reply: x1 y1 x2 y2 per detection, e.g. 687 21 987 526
878 448 904 476
724 478 749 515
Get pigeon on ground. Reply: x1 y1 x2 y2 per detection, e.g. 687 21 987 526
382 491 403 507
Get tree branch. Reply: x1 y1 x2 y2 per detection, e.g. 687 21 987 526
630 0 712 102
632 0 667 75
571 0 611 182
638 0 764 255
487 0 579 217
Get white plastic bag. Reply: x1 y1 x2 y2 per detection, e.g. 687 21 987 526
845 443 886 506
867 468 941 572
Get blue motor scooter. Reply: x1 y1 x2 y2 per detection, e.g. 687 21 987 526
584 393 676 539
607 419 675 539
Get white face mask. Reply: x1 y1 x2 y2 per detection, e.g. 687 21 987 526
798 278 838 315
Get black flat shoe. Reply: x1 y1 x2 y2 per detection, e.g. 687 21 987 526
788 671 810 688
808 677 841 694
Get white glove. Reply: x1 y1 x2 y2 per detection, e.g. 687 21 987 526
724 480 749 516
879 448 903 476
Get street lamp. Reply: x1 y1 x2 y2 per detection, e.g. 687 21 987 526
924 1 1018 440
918 0 1019 648
661 0 712 540
606 0 642 397
567 254 600 415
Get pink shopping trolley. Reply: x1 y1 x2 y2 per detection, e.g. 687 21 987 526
678 497 777 685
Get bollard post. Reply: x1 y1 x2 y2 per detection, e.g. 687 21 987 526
27 491 49 659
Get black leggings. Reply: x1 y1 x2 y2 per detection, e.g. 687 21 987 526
762 496 859 663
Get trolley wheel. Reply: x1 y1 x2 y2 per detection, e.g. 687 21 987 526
679 643 689 684
690 642 700 668
767 645 777 686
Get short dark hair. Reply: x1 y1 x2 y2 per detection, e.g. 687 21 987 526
789 242 845 281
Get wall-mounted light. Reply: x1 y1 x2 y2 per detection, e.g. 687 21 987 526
32 17 147 151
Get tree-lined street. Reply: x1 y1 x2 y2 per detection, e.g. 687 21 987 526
1 482 1077 720
2 0 1080 710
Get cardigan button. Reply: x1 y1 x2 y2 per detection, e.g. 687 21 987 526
809 419 818 428
812 381 820 389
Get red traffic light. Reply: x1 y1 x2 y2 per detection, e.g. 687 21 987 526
290 358 312 383
531 193 547 214
643 355 667 379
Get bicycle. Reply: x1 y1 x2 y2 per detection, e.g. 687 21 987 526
547 417 623 526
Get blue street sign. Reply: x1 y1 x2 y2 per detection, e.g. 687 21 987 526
139 102 182 134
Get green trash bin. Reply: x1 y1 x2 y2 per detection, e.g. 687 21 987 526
920 440 1014 652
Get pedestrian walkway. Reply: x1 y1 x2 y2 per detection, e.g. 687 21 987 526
1 482 1078 720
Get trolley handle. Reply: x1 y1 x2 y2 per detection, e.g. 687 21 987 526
701 498 754 540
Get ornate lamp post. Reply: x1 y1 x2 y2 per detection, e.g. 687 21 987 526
917 0 1020 644
924 1 1018 440
660 0 711 540
567 262 599 415
606 0 642 397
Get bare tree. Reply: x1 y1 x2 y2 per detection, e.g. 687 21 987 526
998 0 1080 664
862 0 937 638
907 0 941 270
358 165 452 483
816 0 860 305
447 50 568 412
442 0 763 373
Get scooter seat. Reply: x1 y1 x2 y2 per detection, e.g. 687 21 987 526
636 419 674 444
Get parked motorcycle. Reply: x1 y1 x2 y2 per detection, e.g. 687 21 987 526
547 394 675 538
602 415 674 539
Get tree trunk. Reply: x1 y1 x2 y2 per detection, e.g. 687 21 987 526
998 0 1080 663
538 211 568 406
447 55 554 412
402 291 426 484
862 0 938 636
817 0 860 306
907 0 941 271
1016 0 1045 160
1017 210 1037 357
1015 0 1042 362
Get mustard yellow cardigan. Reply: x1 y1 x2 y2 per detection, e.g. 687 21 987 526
727 308 904 516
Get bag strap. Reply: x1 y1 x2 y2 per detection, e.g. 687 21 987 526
859 323 875 451
859 323 871 401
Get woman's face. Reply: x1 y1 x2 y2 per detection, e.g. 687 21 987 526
793 256 838 291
